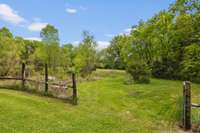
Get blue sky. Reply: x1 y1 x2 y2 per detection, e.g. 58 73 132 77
0 0 175 48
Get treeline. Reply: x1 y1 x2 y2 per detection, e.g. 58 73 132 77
1 0 200 84
98 0 200 83
0 25 96 78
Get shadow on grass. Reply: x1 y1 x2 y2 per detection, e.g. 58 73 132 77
0 84 77 105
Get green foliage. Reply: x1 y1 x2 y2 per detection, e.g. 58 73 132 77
74 31 97 77
105 35 130 69
99 0 200 83
0 26 97 78
126 62 151 83
61 44 76 69
152 58 180 79
20 40 37 64
32 41 47 65
40 24 59 44
0 30 22 76
96 49 109 68
0 27 13 38
40 24 61 70
181 43 200 82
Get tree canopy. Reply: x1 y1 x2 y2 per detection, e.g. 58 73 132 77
99 0 200 83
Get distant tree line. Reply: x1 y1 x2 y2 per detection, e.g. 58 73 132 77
97 0 200 83
0 25 96 78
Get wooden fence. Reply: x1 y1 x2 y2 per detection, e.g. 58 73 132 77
182 81 200 131
0 63 78 105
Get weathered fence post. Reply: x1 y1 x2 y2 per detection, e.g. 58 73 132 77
45 64 48 93
21 63 25 89
72 73 77 105
182 81 191 131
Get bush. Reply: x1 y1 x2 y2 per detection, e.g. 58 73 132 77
181 44 200 83
126 62 151 84
152 58 179 80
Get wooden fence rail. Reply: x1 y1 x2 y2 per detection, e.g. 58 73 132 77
0 63 78 105
25 78 72 87
192 103 200 108
0 77 21 80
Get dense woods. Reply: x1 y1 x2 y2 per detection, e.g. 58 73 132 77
0 0 200 83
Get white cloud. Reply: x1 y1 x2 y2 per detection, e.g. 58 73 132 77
124 28 132 33
28 22 48 32
97 41 110 50
0 3 25 25
66 8 77 14
118 28 133 36
72 41 80 46
24 37 41 41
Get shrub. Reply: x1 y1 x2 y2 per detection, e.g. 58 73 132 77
126 62 151 83
181 44 200 83
152 58 179 80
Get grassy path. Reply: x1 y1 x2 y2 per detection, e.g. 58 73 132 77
0 70 200 132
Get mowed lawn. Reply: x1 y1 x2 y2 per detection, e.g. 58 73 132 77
0 70 200 133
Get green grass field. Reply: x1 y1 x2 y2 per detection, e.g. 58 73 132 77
0 70 200 133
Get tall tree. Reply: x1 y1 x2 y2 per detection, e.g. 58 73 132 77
74 31 97 77
40 24 61 70
106 35 130 69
